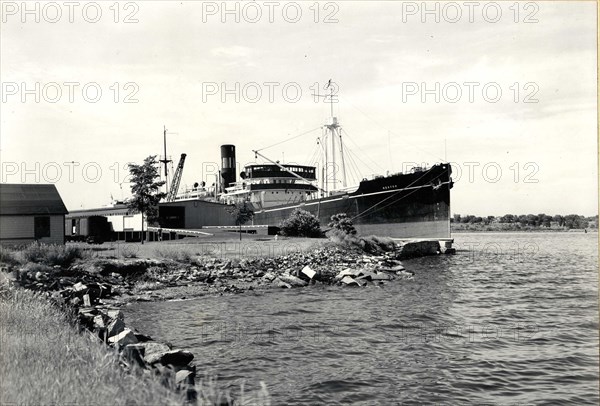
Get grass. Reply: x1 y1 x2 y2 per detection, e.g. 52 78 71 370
153 246 193 262
0 282 184 405
63 233 332 261
1 242 87 268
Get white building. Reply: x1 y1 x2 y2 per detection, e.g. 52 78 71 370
0 184 68 245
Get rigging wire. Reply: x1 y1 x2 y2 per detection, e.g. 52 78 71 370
343 145 363 185
344 99 445 162
341 128 385 172
345 142 377 176
256 126 322 152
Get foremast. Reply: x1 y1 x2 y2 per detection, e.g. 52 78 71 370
314 80 347 195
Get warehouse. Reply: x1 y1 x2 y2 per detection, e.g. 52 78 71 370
0 184 68 245
66 204 145 242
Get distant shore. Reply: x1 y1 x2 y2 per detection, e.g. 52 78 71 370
451 224 597 233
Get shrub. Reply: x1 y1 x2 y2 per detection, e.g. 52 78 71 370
328 229 396 254
280 209 323 238
20 262 54 277
153 247 191 262
0 247 21 268
20 243 84 267
328 213 357 235
359 234 396 254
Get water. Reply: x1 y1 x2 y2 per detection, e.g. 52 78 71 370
125 233 599 405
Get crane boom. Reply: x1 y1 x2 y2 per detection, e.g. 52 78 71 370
166 153 186 202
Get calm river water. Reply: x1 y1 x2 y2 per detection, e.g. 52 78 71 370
125 233 599 405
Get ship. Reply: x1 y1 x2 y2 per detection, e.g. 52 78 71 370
158 87 454 239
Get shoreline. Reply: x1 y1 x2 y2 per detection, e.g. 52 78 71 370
0 235 445 404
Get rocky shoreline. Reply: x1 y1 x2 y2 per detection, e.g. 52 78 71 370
3 239 449 402
11 239 445 302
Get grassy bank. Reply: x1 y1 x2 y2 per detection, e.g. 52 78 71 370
0 279 184 405
68 233 331 261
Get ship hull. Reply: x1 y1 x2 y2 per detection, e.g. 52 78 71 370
159 163 452 239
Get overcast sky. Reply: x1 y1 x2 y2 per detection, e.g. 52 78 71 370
1 1 597 216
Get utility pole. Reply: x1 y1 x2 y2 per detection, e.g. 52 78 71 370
159 125 172 194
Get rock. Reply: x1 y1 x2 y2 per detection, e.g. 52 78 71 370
108 328 138 347
107 318 126 338
145 348 194 367
340 276 359 286
122 343 146 367
371 272 393 281
106 309 124 321
396 240 440 259
93 315 105 329
176 368 194 384
142 342 171 359
278 273 308 287
336 268 363 279
73 282 87 292
83 294 91 307
262 272 277 282
134 332 153 342
272 277 292 289
397 270 415 280
379 264 405 272
300 265 316 280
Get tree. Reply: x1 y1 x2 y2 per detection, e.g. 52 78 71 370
127 155 167 244
329 213 357 235
226 201 254 241
553 215 565 227
280 208 322 238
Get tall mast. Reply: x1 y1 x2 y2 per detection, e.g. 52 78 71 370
313 80 347 192
339 131 347 188
330 85 336 190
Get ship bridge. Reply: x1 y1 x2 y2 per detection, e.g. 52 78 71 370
242 164 316 180
221 163 318 208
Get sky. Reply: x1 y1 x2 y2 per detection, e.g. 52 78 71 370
1 1 597 216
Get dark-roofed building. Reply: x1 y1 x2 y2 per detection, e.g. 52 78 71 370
0 184 68 245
